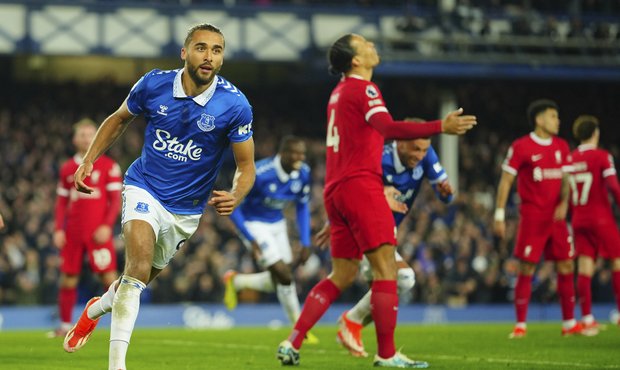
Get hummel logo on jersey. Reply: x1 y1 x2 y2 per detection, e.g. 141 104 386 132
197 113 215 132
531 154 542 162
153 129 203 162
218 79 239 94
135 202 150 214
157 105 169 116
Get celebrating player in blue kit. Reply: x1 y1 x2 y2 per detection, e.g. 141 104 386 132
223 136 319 343
63 23 256 370
315 122 454 357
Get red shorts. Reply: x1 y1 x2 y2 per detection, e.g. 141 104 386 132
325 177 397 260
514 215 573 263
573 219 620 259
60 232 117 275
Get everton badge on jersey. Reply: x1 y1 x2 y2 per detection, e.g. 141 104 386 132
197 113 215 132
135 202 150 214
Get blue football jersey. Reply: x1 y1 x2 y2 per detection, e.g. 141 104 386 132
231 156 312 246
382 142 451 226
124 69 253 214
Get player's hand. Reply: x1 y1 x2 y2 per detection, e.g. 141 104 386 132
297 246 313 266
53 230 66 249
493 220 506 239
437 180 454 198
0 214 4 230
553 201 568 221
93 225 112 244
384 186 408 214
208 190 237 216
74 161 95 194
441 108 477 135
250 240 263 262
313 222 331 250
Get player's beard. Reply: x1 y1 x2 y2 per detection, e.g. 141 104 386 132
188 62 221 88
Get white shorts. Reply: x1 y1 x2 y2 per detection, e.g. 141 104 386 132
122 185 201 269
361 250 404 282
244 219 291 269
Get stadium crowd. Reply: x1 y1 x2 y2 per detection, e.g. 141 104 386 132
0 76 618 310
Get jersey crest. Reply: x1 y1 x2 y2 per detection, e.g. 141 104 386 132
197 113 215 132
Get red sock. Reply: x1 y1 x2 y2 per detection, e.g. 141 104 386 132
577 274 592 317
288 278 340 349
557 273 576 321
371 280 398 359
613 271 620 312
58 287 77 324
515 274 532 323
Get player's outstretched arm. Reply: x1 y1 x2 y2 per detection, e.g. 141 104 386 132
605 174 620 208
441 108 477 135
493 170 515 239
74 100 135 194
209 138 256 216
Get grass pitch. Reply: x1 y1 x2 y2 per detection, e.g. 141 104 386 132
2 323 619 369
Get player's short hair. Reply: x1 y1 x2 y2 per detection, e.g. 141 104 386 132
527 99 558 127
184 23 225 48
279 135 304 153
572 115 599 141
73 118 97 132
328 34 355 75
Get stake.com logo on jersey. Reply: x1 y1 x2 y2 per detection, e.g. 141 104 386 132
152 129 203 162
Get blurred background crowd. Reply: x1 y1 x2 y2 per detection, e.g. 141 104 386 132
0 74 618 309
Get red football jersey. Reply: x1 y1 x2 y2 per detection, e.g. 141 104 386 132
569 144 618 222
502 132 571 215
55 154 123 235
324 75 388 194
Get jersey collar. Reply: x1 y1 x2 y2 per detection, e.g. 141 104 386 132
529 132 552 146
578 143 596 151
391 141 407 174
274 155 299 183
173 69 219 106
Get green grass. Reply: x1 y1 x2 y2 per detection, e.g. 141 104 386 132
1 323 619 369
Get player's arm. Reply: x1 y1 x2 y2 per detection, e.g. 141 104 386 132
367 108 476 139
383 186 408 214
75 100 135 194
432 180 454 204
209 138 256 216
53 170 70 249
295 200 313 265
605 174 620 208
229 208 255 242
494 170 516 239
554 172 570 221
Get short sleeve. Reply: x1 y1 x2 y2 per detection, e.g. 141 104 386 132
360 82 388 123
502 144 521 175
126 72 151 116
424 146 448 184
602 151 617 178
227 99 254 143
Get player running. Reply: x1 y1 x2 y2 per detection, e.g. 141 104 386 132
569 115 620 334
63 23 256 370
223 136 318 343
